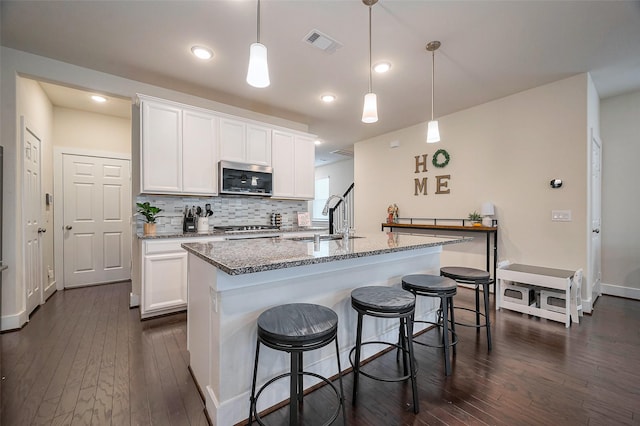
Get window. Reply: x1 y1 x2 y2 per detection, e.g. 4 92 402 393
313 176 330 220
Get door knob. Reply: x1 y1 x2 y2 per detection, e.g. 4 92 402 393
592 229 600 233
65 225 73 230
37 228 46 234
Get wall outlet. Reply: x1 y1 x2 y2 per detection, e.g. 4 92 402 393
551 210 572 221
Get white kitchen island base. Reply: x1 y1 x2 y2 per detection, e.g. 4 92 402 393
186 241 454 425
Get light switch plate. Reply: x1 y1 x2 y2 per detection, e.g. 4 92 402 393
552 210 572 221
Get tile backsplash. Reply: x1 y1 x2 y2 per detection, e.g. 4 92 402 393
135 195 309 234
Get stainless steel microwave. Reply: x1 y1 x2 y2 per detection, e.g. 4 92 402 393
219 161 273 196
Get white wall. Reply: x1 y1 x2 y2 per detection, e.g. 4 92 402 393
315 158 354 197
355 74 589 282
600 89 640 298
53 107 131 154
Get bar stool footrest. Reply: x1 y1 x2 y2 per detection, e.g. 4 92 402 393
451 306 490 329
252 370 343 426
349 341 418 382
412 320 458 349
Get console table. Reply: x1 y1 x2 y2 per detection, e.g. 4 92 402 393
381 218 498 282
496 263 575 327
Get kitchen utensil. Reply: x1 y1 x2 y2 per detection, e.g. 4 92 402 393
196 206 202 217
205 204 213 216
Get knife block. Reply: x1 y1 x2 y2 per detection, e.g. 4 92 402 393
183 216 197 233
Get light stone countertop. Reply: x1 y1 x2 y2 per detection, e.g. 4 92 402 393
182 232 471 275
136 226 328 240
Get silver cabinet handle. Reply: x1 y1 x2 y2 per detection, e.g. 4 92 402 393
37 228 46 234
65 225 73 230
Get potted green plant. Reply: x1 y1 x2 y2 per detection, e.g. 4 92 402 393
137 202 162 235
468 211 482 227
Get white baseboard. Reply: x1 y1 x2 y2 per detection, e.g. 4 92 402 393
601 282 640 300
1 309 29 331
130 292 140 307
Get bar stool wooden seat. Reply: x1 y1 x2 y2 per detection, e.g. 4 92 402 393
401 274 458 375
350 286 419 414
440 266 493 351
248 303 345 425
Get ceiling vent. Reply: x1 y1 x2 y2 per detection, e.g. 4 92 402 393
303 29 342 53
330 149 354 157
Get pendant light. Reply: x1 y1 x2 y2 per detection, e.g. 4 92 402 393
426 41 441 143
361 0 378 124
246 0 270 88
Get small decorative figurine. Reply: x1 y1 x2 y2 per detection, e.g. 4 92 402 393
387 204 399 223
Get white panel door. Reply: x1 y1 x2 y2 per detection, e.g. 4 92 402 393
23 123 42 316
63 154 131 287
590 134 602 302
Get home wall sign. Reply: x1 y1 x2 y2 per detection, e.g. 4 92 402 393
413 150 451 196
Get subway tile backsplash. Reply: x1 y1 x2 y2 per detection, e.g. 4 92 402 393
135 195 309 234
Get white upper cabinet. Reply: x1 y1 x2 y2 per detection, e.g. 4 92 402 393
182 108 217 194
140 96 217 195
272 131 315 199
219 117 271 166
141 99 183 193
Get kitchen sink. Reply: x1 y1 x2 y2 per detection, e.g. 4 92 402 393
287 234 362 242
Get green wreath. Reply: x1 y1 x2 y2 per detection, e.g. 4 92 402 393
432 149 450 168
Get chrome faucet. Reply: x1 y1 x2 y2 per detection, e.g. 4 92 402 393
322 194 350 240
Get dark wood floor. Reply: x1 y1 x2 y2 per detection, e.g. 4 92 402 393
2 281 640 425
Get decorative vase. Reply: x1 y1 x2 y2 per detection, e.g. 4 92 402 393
144 223 156 235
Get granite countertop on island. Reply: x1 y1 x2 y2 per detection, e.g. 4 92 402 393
182 232 470 275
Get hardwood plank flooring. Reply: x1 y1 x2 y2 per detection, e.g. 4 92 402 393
2 281 640 425
1 282 203 426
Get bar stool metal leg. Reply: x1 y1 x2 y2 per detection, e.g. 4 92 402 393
483 282 492 350
352 312 363 405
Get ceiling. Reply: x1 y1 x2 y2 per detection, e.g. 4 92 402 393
2 1 640 164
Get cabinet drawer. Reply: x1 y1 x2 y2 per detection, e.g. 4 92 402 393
145 240 184 254
144 237 220 255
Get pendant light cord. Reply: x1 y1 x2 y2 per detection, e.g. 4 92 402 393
431 49 435 121
368 5 373 94
256 0 261 43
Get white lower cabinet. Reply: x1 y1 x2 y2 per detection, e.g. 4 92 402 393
141 237 221 318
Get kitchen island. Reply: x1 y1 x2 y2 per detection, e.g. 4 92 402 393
182 232 469 425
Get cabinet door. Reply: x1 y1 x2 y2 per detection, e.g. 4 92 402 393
246 124 272 166
183 108 218 194
272 131 296 198
219 118 246 163
141 100 182 193
293 136 316 199
143 250 188 314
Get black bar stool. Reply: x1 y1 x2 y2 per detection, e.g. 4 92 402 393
440 266 492 351
248 303 345 425
401 274 458 376
350 286 419 414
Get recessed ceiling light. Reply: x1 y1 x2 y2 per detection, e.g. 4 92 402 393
91 95 107 103
320 94 336 103
373 61 391 73
191 45 213 60
314 139 323 145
